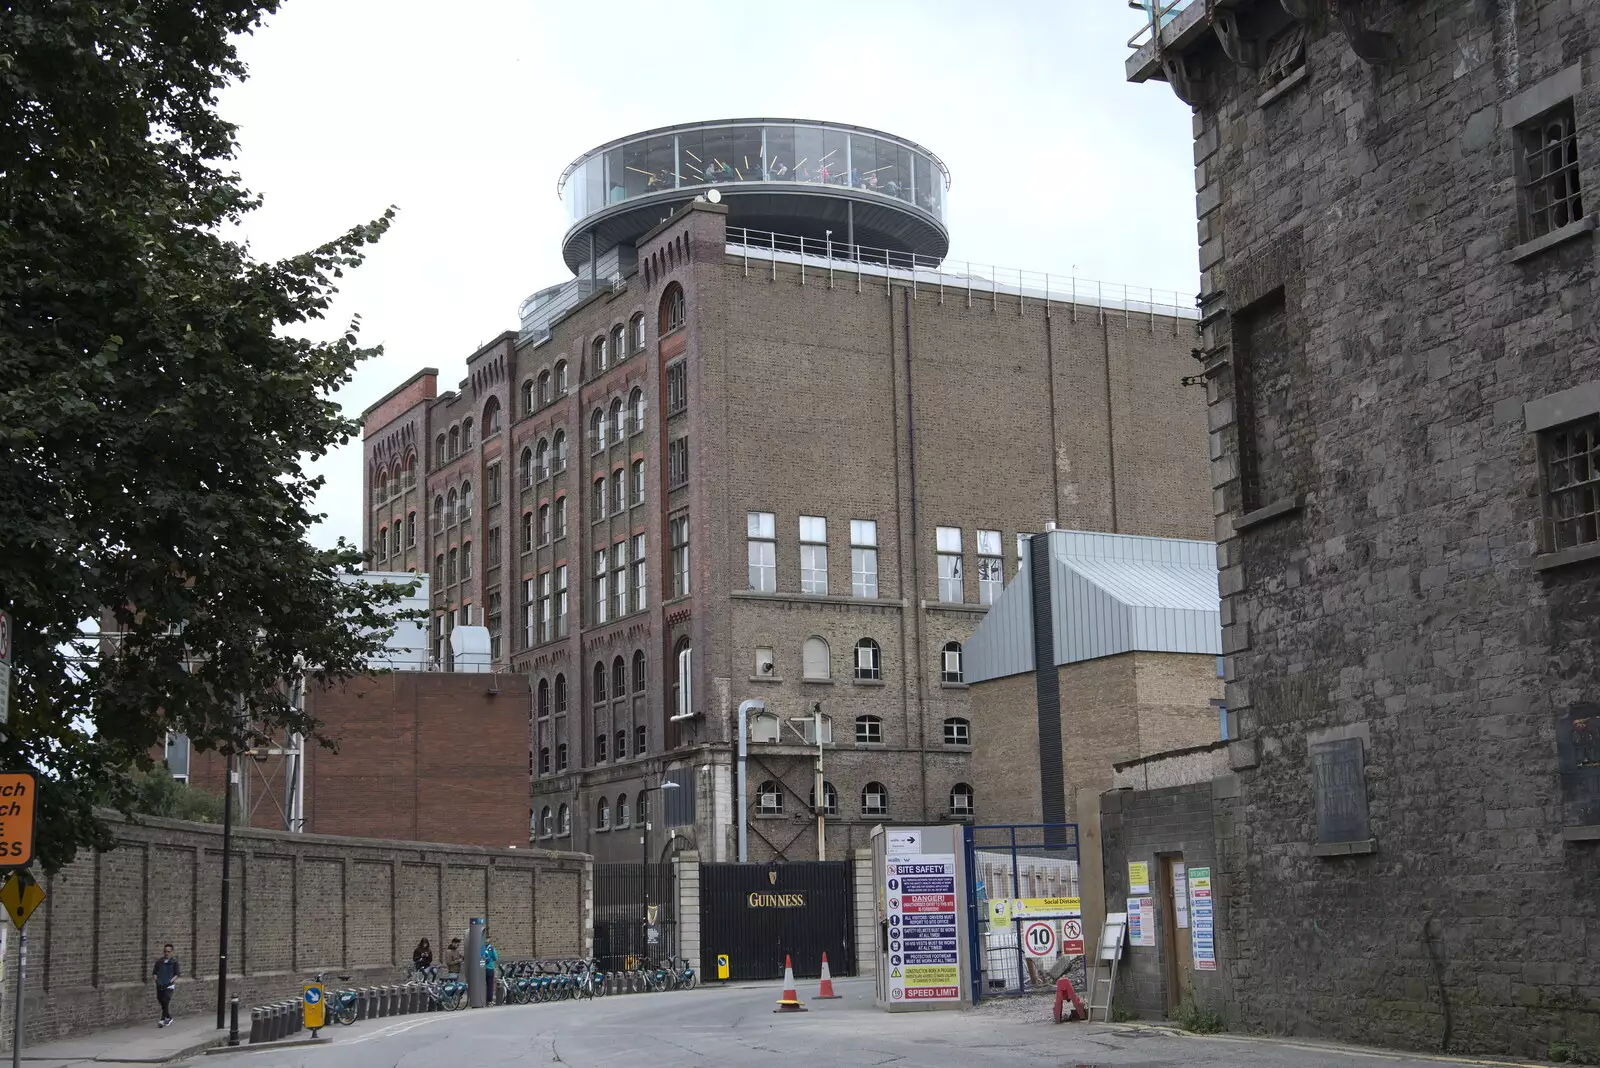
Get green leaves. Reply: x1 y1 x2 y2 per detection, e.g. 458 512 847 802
0 0 404 872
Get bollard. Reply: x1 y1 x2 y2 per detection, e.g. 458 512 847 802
360 988 375 1020
376 987 389 1018
248 1007 261 1044
267 1005 282 1042
387 985 400 1016
294 1000 304 1034
229 995 240 1046
410 986 422 1013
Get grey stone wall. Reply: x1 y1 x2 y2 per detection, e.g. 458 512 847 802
1149 0 1600 1057
1 814 590 1047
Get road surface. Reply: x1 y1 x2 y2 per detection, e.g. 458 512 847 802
190 977 1532 1068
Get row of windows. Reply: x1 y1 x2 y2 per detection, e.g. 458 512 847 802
756 637 962 683
589 316 647 381
592 462 647 520
588 391 648 453
371 456 419 504
754 780 972 817
749 710 970 748
591 534 649 625
432 481 475 530
520 433 570 486
537 726 650 776
433 543 474 587
535 791 654 839
522 501 569 551
374 514 418 560
521 362 570 416
434 397 504 471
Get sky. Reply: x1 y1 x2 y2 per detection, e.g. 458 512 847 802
217 0 1197 551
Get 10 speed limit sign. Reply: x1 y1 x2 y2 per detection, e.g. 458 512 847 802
1022 919 1059 958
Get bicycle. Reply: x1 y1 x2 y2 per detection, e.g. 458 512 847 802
315 972 360 1026
665 955 697 990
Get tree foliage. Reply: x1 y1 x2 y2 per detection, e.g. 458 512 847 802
126 765 226 824
0 1 410 872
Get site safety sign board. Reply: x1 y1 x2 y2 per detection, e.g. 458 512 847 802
884 854 960 1002
1022 920 1058 959
1060 917 1085 956
0 772 37 867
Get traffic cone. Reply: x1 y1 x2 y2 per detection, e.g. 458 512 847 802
813 952 841 999
773 955 808 1012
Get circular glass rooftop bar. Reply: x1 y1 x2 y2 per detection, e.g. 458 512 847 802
557 119 951 272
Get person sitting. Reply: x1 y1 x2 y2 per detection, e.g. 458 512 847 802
412 938 436 980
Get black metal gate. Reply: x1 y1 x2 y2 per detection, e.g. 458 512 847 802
593 862 675 971
699 861 855 981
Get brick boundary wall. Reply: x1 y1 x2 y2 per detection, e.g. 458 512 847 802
0 813 591 1047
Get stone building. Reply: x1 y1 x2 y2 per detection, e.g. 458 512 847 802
359 119 1212 866
1127 0 1600 1056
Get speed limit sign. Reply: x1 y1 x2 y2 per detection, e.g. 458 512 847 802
1022 919 1058 958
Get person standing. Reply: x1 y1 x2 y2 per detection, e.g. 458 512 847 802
152 944 180 1027
444 937 464 976
481 935 499 1005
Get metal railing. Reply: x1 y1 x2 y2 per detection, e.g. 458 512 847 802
1127 0 1195 51
725 227 1195 323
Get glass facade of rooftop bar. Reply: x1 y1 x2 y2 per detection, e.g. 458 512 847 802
560 122 948 227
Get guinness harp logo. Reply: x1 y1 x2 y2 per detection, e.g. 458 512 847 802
768 870 777 886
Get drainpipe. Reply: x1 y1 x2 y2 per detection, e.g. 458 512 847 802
737 698 764 862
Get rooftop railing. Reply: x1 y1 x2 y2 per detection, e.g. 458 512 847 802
1127 0 1195 51
725 227 1196 323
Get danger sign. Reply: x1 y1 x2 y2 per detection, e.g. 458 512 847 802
1061 917 1085 956
1022 919 1058 959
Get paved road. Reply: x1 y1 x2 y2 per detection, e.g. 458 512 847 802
188 978 1532 1068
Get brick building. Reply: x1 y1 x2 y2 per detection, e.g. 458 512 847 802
1127 0 1600 1056
360 119 1212 867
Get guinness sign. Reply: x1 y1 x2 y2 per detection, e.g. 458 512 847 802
747 892 806 908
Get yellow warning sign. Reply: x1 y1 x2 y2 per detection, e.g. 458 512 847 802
716 954 730 980
903 965 958 986
989 898 1011 923
1012 897 1081 918
890 966 902 978
0 873 44 930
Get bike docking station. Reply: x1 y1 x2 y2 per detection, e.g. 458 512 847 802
466 917 488 1008
871 825 975 1012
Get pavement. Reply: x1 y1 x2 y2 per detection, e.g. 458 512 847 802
112 976 1552 1068
4 1018 223 1068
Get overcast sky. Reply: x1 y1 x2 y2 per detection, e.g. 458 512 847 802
218 0 1196 552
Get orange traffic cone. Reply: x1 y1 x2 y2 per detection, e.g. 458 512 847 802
813 952 841 999
774 955 808 1012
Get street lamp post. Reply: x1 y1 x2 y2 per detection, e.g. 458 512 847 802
216 697 244 1029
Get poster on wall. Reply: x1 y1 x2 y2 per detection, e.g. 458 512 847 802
885 853 962 1003
1172 862 1189 930
1126 897 1156 947
1127 861 1151 895
1188 866 1216 971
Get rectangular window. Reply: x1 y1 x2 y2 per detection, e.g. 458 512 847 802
554 498 567 540
1545 417 1600 550
856 717 882 744
754 647 775 677
1518 101 1584 241
522 579 535 649
611 469 625 516
613 540 629 619
747 511 776 592
800 515 828 595
977 529 1003 605
521 513 533 553
666 361 688 415
668 437 689 489
631 533 647 612
555 564 569 636
538 571 552 643
936 526 963 602
487 526 501 565
850 519 878 599
632 459 646 506
487 463 501 506
671 514 690 597
593 550 609 625
592 478 607 520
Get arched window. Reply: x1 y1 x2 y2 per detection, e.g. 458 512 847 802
632 459 645 506
434 553 444 581
538 748 551 775
446 487 458 525
520 511 533 553
636 792 649 825
592 335 609 374
406 512 417 547
630 313 645 352
434 433 446 465
637 723 646 755
377 526 388 558
554 497 567 539
433 495 444 528
615 791 630 824
593 476 607 519
855 638 881 681
629 388 645 435
537 370 552 407
943 717 971 747
756 781 784 815
520 446 534 488
554 673 567 714
659 282 686 335
539 805 552 835
950 783 974 816
615 730 628 760
537 679 550 718
483 396 501 434
390 462 401 493
558 802 570 833
404 453 416 489
446 548 457 585
609 398 625 443
802 636 831 680
593 661 607 704
632 649 646 692
855 715 883 745
672 636 692 719
613 655 626 697
460 481 473 521
461 541 472 578
809 781 839 817
590 409 605 453
555 360 568 395
534 439 549 480
448 425 460 458
942 641 964 683
552 429 568 471
522 379 537 415
376 471 387 501
557 743 568 772
862 782 888 817
596 733 608 763
611 324 626 362
538 504 551 545
461 418 474 450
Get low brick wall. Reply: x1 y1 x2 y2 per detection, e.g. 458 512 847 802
1 813 590 1047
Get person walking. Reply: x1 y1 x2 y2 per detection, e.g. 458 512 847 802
152 944 180 1027
444 937 464 976
412 938 434 980
481 935 499 1005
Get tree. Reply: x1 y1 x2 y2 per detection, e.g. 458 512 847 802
127 765 227 825
0 1 412 872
